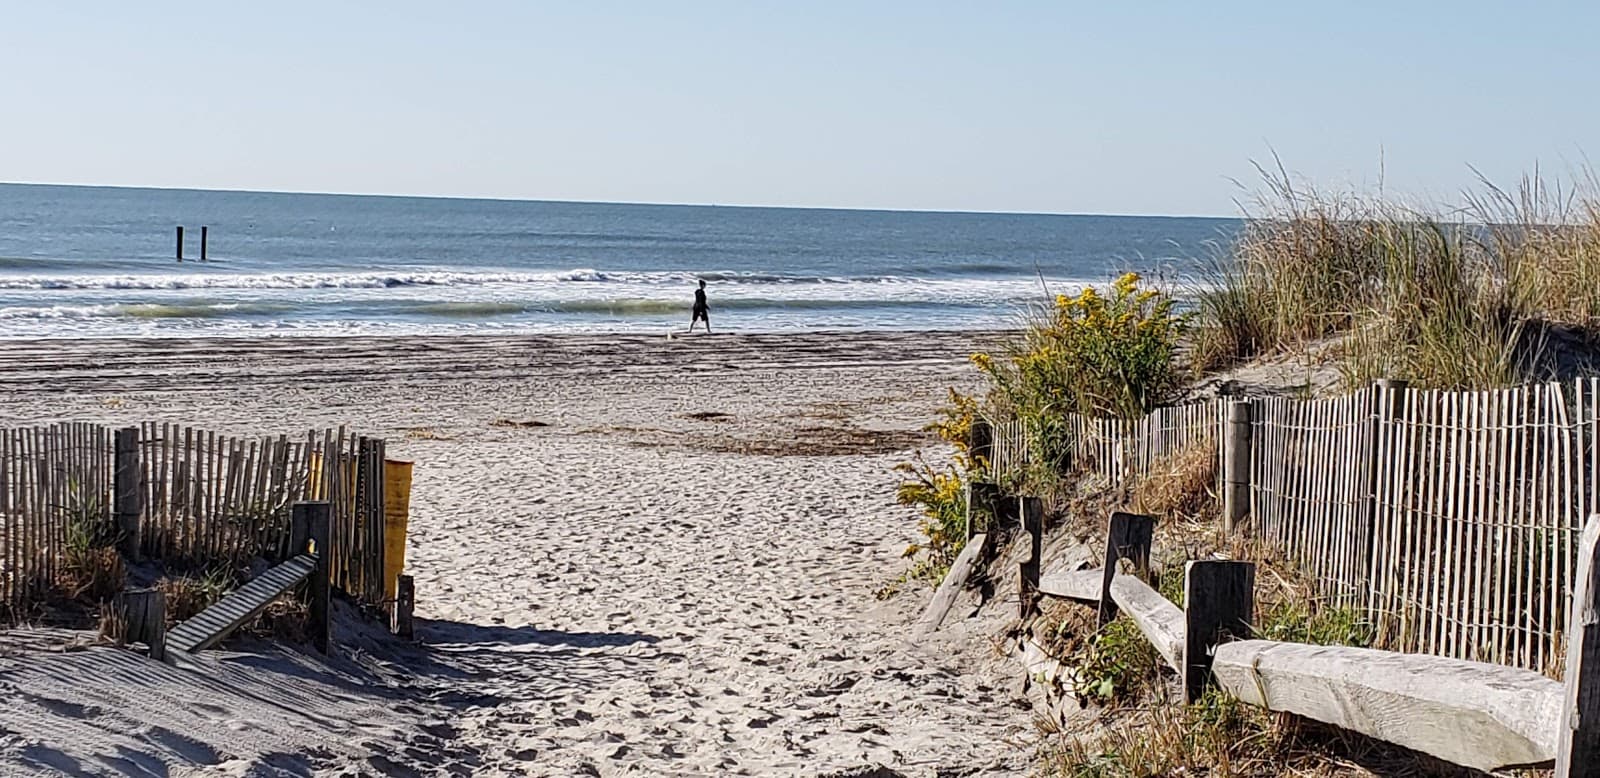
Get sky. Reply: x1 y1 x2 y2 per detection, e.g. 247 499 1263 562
1 2 1595 217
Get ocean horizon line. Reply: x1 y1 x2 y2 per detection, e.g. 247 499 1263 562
0 180 1239 222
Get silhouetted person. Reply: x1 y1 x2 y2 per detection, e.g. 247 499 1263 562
689 279 711 333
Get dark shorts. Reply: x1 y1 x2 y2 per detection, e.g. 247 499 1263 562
692 304 709 319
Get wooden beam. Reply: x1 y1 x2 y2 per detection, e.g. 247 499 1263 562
1108 574 1183 670
1559 515 1600 776
1182 560 1254 704
1098 512 1154 626
1214 639 1561 771
913 533 987 637
1038 567 1103 601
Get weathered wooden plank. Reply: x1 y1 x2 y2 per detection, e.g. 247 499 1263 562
165 554 316 655
913 533 987 638
1558 514 1600 776
1108 574 1184 671
1214 639 1560 772
1038 567 1102 601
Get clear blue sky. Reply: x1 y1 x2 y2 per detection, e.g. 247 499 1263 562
2 2 1594 216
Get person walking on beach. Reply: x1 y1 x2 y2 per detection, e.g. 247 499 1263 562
689 279 712 333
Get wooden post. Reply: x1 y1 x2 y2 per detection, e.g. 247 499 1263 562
966 482 1000 542
1018 497 1044 620
965 418 994 540
120 588 166 661
1558 514 1600 776
396 574 415 639
175 226 184 262
1098 511 1155 627
1183 560 1254 704
113 426 141 561
292 501 332 653
1224 400 1253 534
199 226 208 262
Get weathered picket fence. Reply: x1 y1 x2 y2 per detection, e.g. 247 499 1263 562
0 422 389 619
986 378 1600 676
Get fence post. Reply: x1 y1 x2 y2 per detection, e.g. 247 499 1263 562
1364 379 1407 617
1182 560 1254 704
114 426 142 561
966 418 994 541
1018 496 1044 620
395 574 415 639
1098 512 1155 627
1558 514 1600 776
292 501 332 654
1224 400 1253 534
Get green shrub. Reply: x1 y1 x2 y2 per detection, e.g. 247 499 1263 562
977 273 1189 422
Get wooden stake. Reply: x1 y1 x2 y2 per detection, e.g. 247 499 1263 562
1018 497 1043 620
396 574 415 640
1183 560 1254 704
1098 511 1154 627
292 501 333 654
175 226 184 262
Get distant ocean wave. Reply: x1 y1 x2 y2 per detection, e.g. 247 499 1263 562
0 268 935 291
0 295 990 322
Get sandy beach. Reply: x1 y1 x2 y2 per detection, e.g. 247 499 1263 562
0 331 1036 777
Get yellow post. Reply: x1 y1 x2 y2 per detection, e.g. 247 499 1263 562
383 459 414 604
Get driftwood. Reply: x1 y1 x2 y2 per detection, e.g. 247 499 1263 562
1213 639 1561 771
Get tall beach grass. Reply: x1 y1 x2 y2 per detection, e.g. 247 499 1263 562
1194 160 1600 389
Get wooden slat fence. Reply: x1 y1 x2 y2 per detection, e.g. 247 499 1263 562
0 423 116 616
1 423 388 620
988 399 1223 488
987 379 1600 674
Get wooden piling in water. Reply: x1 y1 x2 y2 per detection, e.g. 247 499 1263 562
200 225 208 262
175 226 184 262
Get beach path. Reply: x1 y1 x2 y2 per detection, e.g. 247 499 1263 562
0 332 1032 776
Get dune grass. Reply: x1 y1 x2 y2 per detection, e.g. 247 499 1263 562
1193 159 1600 390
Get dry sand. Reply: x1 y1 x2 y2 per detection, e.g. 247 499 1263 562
0 331 1038 777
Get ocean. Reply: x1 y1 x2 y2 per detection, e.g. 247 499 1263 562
0 183 1239 339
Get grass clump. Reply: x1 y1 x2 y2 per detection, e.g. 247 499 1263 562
56 482 125 604
156 567 235 625
1194 159 1600 390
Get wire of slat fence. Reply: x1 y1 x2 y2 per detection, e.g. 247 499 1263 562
1 423 388 619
